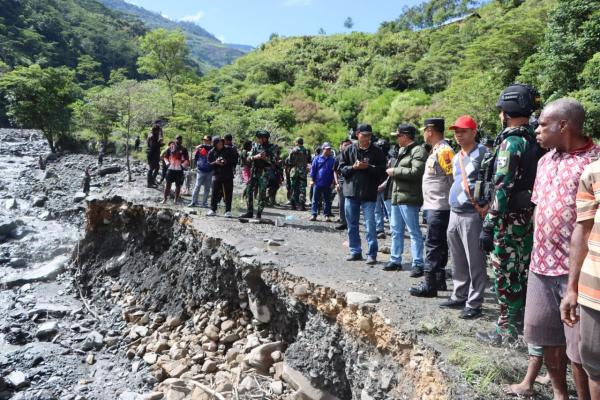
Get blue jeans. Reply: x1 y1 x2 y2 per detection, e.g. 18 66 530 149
311 185 332 216
345 197 377 258
375 192 391 232
191 170 212 206
390 204 424 266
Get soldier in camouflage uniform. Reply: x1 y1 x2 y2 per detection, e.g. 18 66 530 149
240 130 278 220
285 137 311 211
476 84 545 345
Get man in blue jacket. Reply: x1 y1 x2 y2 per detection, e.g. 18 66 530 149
310 142 336 222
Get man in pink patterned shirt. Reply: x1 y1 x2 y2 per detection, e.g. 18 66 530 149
525 98 600 400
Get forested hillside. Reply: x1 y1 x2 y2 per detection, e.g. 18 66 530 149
0 0 598 153
0 0 144 81
97 0 252 72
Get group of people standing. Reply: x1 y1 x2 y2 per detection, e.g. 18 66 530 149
336 84 600 399
142 83 600 399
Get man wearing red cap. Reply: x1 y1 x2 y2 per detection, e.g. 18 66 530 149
440 115 489 319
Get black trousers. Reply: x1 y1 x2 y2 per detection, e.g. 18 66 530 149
147 155 160 185
211 177 233 212
424 209 450 274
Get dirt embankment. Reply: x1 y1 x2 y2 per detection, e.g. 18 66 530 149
74 198 451 400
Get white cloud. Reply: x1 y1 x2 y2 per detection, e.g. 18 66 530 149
217 35 226 43
179 10 205 23
282 0 312 6
161 13 171 20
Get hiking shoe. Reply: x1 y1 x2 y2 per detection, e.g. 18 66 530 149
409 281 437 298
239 212 253 218
325 215 334 222
206 210 216 216
439 298 466 309
309 215 317 221
383 261 402 271
459 307 482 320
299 205 306 211
224 211 232 218
346 253 363 262
409 266 424 278
365 256 377 265
256 212 262 220
377 231 386 239
188 202 197 207
335 224 347 231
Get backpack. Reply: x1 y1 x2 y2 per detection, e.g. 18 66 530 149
196 147 212 172
477 125 546 210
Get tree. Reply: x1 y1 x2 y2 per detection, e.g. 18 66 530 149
0 65 80 152
111 80 170 181
137 29 189 115
344 17 354 30
76 55 104 89
318 28 326 35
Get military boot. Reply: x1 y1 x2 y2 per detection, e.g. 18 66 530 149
239 211 253 218
436 271 448 291
409 272 437 298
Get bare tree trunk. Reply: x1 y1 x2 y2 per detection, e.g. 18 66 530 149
126 124 132 182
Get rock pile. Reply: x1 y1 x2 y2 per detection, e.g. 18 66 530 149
113 286 292 400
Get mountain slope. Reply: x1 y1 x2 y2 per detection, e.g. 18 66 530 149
0 0 144 79
97 0 252 72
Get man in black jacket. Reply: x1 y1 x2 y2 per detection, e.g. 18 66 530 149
206 137 236 217
338 124 387 265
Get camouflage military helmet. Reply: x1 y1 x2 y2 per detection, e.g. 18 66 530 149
255 129 271 138
497 84 541 117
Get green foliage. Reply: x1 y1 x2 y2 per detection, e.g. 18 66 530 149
0 64 80 151
137 28 189 114
519 0 600 100
381 0 479 31
0 0 143 80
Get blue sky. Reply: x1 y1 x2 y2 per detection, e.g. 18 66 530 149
127 0 424 46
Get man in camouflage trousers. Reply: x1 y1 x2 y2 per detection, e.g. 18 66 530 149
286 137 311 211
241 130 278 220
477 84 545 345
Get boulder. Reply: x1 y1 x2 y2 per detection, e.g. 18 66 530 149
82 331 104 351
282 362 341 400
204 325 220 341
5 371 28 389
98 166 121 176
2 255 68 288
35 321 59 341
247 341 283 370
32 196 47 207
345 292 381 306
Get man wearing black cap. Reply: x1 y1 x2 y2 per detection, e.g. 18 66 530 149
477 84 545 344
338 123 387 265
384 124 427 274
206 137 236 217
410 118 455 297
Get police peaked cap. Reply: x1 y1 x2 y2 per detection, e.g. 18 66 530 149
255 130 271 138
497 84 541 117
423 118 444 133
